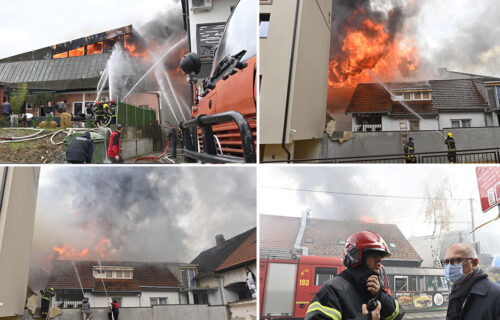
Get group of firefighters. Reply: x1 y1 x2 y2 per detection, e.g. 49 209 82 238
86 98 117 126
404 132 456 164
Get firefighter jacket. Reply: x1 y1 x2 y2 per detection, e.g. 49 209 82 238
445 137 456 152
40 289 55 301
107 130 121 158
305 268 403 320
404 141 415 159
66 132 94 163
110 104 117 117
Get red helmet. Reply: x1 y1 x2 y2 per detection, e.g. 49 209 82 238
343 231 391 268
110 100 115 104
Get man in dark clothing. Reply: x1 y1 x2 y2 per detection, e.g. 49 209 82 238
305 231 403 320
444 132 457 163
166 124 177 160
108 124 124 163
40 287 55 319
66 132 94 163
404 137 416 163
109 100 117 124
1 100 12 127
444 243 500 320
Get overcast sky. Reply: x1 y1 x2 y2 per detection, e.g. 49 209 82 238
32 166 255 271
258 165 500 239
0 0 181 59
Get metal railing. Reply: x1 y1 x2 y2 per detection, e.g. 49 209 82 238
180 111 256 164
57 300 82 309
261 147 500 164
353 124 382 132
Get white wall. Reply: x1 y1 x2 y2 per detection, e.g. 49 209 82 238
86 291 179 308
381 117 439 131
438 111 486 129
140 291 180 306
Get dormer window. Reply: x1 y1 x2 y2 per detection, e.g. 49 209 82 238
93 266 134 279
396 90 432 101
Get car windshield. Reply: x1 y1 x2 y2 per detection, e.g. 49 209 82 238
210 0 257 76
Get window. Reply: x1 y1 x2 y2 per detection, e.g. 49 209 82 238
338 239 346 245
409 120 419 131
422 92 431 99
105 271 112 277
315 267 338 286
150 297 167 306
403 93 411 100
115 271 123 278
389 242 397 248
193 293 208 304
73 102 83 115
413 92 422 100
260 14 270 38
394 276 408 292
124 271 131 278
260 0 273 4
26 103 33 110
451 119 471 128
304 237 314 244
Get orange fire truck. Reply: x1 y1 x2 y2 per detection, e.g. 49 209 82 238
180 0 256 163
260 255 390 319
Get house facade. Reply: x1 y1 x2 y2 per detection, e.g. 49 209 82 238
47 260 194 309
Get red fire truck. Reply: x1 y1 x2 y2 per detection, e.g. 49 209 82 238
180 0 256 163
260 255 390 319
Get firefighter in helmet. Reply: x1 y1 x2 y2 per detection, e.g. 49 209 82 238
94 100 105 126
404 137 416 164
109 100 117 124
40 287 55 319
444 132 456 163
305 231 404 320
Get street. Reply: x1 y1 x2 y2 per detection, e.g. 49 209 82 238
404 310 447 320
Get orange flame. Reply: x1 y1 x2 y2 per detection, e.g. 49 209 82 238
53 244 90 259
329 14 418 88
360 215 375 223
124 34 149 60
87 42 103 55
96 238 111 258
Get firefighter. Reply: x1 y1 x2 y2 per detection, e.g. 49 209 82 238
404 137 416 163
445 132 456 163
66 132 94 164
108 124 124 163
109 100 117 124
166 124 177 160
305 231 404 320
40 287 55 319
94 100 105 126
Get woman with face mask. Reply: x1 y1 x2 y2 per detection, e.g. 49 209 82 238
443 243 500 320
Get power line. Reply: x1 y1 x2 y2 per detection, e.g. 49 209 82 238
260 186 479 201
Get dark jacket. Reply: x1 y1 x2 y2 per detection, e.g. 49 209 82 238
167 128 177 142
40 289 55 301
447 269 500 320
107 130 121 158
445 137 456 152
305 267 403 320
1 102 12 115
66 132 94 163
404 141 415 158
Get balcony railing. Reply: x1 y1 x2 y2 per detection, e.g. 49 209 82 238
353 124 382 132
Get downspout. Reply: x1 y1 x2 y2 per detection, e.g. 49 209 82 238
294 209 310 255
282 0 301 162
184 0 194 108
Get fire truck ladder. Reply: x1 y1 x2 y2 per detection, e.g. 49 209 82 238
435 259 449 291
399 120 409 153
431 235 449 291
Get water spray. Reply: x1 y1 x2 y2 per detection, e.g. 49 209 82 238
121 36 187 102
366 70 446 140
71 259 85 296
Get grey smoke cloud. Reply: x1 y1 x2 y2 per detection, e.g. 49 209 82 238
32 167 256 271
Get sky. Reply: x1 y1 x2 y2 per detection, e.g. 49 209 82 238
258 165 500 239
0 0 181 59
32 166 256 271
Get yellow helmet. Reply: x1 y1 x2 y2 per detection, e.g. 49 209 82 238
50 288 54 291
103 104 108 109
448 132 453 138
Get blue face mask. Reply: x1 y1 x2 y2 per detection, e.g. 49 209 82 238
444 263 469 284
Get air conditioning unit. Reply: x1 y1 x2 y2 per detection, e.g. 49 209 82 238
192 0 213 12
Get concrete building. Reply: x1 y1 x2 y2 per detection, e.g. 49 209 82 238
0 167 41 320
259 0 333 161
190 228 256 319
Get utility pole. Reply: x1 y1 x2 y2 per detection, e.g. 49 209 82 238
470 198 476 244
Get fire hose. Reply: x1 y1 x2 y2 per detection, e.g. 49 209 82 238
133 140 170 164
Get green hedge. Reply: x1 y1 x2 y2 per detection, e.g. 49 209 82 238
117 102 157 127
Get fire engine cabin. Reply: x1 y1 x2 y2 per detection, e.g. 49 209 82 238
260 255 345 319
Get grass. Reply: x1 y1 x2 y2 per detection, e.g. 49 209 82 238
8 141 29 150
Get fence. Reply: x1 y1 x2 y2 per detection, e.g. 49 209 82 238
262 147 500 164
117 102 157 128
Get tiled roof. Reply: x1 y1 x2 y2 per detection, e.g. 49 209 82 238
260 215 422 263
191 227 256 275
259 214 300 250
302 218 422 262
0 54 110 90
47 260 182 292
430 79 488 110
216 229 256 272
346 83 392 113
390 101 437 115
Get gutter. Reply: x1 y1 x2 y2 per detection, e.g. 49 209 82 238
281 0 301 162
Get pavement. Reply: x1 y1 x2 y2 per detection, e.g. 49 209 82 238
404 310 447 320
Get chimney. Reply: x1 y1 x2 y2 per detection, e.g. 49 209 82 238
215 234 225 248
